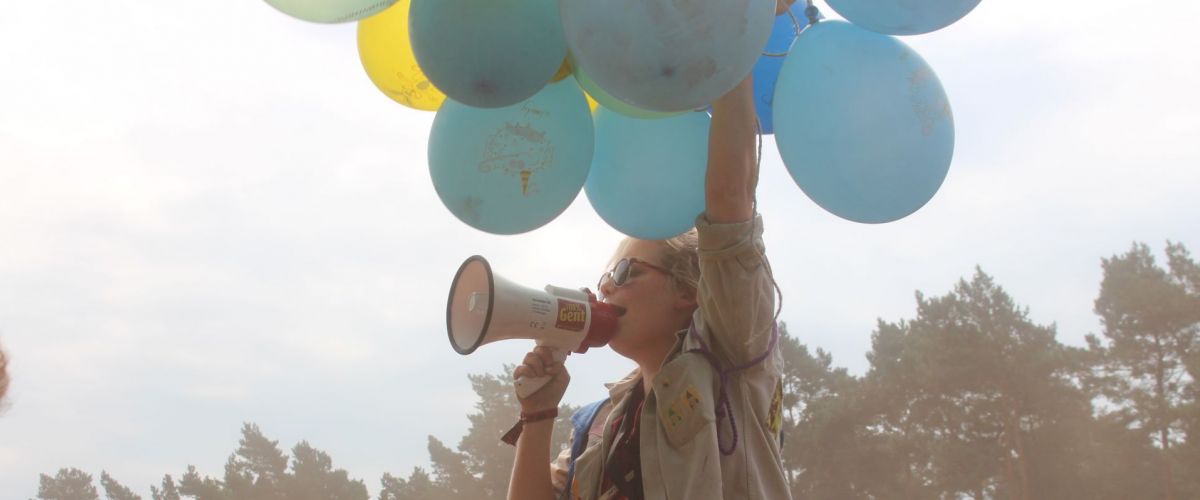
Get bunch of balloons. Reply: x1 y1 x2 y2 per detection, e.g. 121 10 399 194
264 0 980 234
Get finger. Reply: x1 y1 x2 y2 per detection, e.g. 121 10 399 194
522 351 546 377
533 346 557 365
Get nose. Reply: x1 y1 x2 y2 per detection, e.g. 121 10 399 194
598 274 618 299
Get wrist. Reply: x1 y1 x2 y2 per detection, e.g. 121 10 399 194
501 407 558 446
520 407 559 423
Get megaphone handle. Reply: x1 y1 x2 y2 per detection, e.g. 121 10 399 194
514 347 568 399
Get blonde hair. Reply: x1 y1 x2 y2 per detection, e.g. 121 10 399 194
610 229 701 295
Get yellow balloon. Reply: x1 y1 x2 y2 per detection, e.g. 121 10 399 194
357 1 445 111
551 57 596 111
550 57 573 83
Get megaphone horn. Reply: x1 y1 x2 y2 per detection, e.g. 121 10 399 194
446 255 621 398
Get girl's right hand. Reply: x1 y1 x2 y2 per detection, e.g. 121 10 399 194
513 345 570 413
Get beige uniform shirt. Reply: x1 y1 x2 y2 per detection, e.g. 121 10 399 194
552 214 791 500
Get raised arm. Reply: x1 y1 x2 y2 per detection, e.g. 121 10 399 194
705 76 758 223
506 346 569 500
696 76 778 367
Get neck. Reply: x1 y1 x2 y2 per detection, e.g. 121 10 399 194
633 333 679 397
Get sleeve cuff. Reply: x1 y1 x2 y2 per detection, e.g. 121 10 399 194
695 213 764 258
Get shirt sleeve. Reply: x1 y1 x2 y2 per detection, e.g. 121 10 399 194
693 213 777 370
550 433 572 495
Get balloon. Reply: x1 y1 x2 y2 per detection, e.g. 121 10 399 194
751 3 810 134
409 0 566 108
429 80 594 234
561 0 776 113
357 1 445 111
774 21 953 224
550 58 573 83
571 56 680 120
825 0 981 35
586 109 709 239
264 0 397 23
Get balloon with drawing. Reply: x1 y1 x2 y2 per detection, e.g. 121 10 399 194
357 0 444 111
428 80 594 235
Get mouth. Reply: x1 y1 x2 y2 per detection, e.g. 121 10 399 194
601 300 628 317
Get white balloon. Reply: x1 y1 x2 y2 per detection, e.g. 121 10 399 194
561 0 775 112
264 0 397 23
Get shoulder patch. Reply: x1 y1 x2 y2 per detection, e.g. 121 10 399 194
660 385 702 431
768 377 783 435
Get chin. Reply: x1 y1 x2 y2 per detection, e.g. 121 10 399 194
606 330 639 360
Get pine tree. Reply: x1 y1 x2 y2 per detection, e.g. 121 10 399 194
776 323 885 499
223 422 289 500
378 469 438 500
36 468 99 500
99 472 141 500
284 441 368 500
866 268 1093 499
1091 242 1199 500
387 366 576 500
178 465 226 500
149 475 181 500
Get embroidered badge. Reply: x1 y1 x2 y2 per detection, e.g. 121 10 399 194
767 377 784 434
660 385 702 431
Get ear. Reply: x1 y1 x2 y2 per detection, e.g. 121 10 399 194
673 283 698 311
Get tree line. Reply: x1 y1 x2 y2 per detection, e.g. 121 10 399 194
34 241 1200 500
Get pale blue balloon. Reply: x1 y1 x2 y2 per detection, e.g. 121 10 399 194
265 0 397 23
826 0 981 35
586 109 709 239
561 0 775 113
774 21 954 224
410 0 566 108
429 80 594 234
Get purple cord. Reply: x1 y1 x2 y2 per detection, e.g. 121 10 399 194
685 321 779 455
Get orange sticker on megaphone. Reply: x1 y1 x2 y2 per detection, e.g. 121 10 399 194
556 300 586 331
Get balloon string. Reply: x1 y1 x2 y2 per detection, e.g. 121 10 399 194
761 11 803 58
752 116 785 326
762 2 822 58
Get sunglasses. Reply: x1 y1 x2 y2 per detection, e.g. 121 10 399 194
597 257 672 291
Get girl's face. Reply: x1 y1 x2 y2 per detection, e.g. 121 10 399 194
599 240 697 365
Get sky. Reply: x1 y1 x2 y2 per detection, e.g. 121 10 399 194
1 0 1198 497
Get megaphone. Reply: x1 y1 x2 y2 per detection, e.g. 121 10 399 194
446 255 622 398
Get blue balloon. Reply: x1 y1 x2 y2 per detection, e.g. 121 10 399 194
410 0 566 108
586 109 709 239
774 21 954 224
561 0 775 113
752 3 810 134
825 0 981 35
429 80 594 234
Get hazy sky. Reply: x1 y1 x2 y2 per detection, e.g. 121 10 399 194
2 0 1198 497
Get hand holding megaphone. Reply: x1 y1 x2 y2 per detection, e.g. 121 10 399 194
446 256 622 399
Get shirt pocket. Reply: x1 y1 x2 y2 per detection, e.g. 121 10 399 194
653 355 716 448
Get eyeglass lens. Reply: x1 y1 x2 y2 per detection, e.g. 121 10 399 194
613 258 631 286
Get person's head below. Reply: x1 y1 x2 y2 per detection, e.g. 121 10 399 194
598 230 700 368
